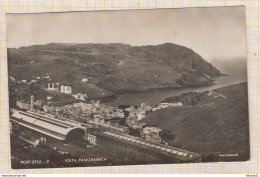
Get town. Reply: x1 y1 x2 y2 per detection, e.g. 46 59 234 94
9 74 201 168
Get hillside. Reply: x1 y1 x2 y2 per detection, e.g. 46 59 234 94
8 43 221 99
141 82 249 162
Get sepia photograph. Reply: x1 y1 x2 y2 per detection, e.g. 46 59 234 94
6 6 249 169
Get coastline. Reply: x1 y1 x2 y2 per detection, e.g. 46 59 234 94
102 74 247 107
100 76 223 106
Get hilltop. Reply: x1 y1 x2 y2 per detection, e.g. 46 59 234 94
8 43 221 100
141 82 249 162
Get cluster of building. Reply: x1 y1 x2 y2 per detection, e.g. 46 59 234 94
10 109 202 164
47 83 72 94
19 131 47 147
152 102 182 111
10 69 204 164
10 74 89 100
36 73 51 80
11 93 204 165
9 76 37 84
9 73 51 84
140 127 162 144
72 93 88 101
42 101 124 121
123 103 151 130
41 101 129 134
46 78 91 99
16 95 35 111
15 92 184 146
47 82 91 101
16 96 44 111
16 100 31 110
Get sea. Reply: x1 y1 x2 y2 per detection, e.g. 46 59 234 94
105 61 247 107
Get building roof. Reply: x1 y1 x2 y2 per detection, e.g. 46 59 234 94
20 134 39 143
143 126 162 133
11 111 87 140
97 131 201 162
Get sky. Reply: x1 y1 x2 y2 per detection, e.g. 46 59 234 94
7 6 247 62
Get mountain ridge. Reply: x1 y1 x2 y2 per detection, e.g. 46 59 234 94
8 42 222 100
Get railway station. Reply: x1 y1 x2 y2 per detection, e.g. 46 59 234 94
11 111 90 141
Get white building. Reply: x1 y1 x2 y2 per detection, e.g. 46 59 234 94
47 83 59 91
115 112 125 119
72 93 88 101
9 77 15 81
44 73 51 79
60 85 65 93
44 75 51 79
64 86 72 94
136 110 146 121
82 78 88 83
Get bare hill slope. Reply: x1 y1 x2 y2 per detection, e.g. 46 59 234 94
141 82 249 162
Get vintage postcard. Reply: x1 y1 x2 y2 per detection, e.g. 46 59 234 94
6 6 249 169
